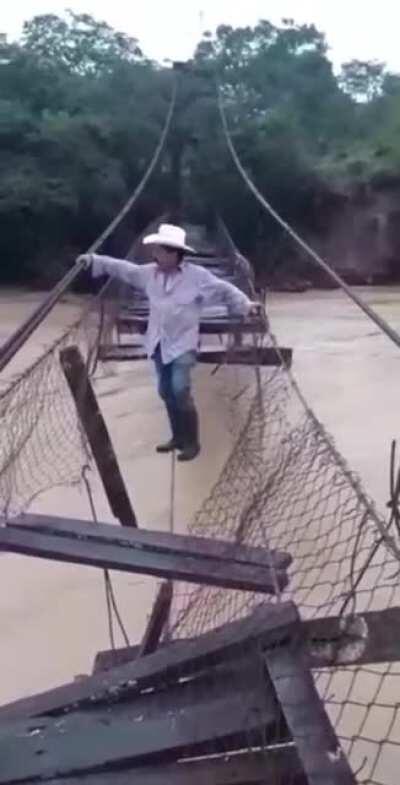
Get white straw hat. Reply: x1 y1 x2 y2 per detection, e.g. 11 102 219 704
142 223 195 253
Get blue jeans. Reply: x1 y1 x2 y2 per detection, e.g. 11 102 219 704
153 346 197 443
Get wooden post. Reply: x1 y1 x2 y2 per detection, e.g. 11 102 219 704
60 346 137 527
138 581 173 658
265 641 356 785
92 582 174 671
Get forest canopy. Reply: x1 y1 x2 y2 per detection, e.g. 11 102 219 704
1 11 400 284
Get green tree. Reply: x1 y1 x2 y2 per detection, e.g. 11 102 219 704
0 15 173 283
2 11 400 286
22 11 143 74
340 60 385 102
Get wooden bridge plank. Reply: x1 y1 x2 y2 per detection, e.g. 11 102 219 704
18 747 306 785
303 606 400 668
92 604 400 675
60 346 137 527
117 314 266 336
0 661 279 783
93 643 141 673
7 512 292 571
0 525 288 596
265 644 356 784
0 602 298 721
98 344 292 367
198 346 292 367
92 642 189 674
98 345 147 361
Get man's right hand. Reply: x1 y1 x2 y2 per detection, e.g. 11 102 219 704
77 254 93 269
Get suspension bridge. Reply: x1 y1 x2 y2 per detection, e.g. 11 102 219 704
0 66 398 785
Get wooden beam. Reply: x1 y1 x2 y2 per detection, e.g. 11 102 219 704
98 345 147 362
93 643 141 673
92 605 400 676
265 644 356 785
98 344 292 367
116 314 266 336
92 640 189 674
0 695 276 782
7 513 292 571
16 748 307 785
198 346 292 367
60 346 137 527
0 602 298 721
0 661 280 782
0 525 288 596
303 607 400 668
138 581 173 657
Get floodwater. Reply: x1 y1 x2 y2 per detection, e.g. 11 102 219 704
0 286 399 709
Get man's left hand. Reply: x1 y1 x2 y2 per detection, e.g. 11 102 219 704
248 301 264 316
248 301 269 330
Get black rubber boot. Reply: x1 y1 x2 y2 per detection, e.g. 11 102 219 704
156 438 179 454
156 404 183 454
177 409 201 462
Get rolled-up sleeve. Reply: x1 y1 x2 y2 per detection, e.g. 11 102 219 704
91 255 150 289
197 268 252 315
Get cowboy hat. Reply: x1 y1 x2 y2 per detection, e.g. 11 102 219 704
142 223 195 253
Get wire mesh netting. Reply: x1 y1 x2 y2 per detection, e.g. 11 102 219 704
0 305 101 519
169 332 400 785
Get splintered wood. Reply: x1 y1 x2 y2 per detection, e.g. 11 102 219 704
0 600 357 784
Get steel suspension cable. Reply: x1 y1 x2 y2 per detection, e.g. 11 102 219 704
0 77 177 373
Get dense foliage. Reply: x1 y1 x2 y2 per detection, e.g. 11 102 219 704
1 12 400 283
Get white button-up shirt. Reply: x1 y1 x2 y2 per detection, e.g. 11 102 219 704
92 256 252 364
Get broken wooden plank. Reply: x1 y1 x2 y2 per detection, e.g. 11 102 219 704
117 314 266 336
0 696 275 782
303 607 400 668
92 604 400 675
60 346 137 527
265 643 356 785
7 513 292 571
198 346 292 367
98 345 147 361
17 747 306 785
0 602 298 721
92 639 190 674
0 661 280 782
138 581 173 657
98 344 292 367
0 525 289 595
93 644 141 673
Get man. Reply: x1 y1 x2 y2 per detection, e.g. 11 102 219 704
79 223 260 462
